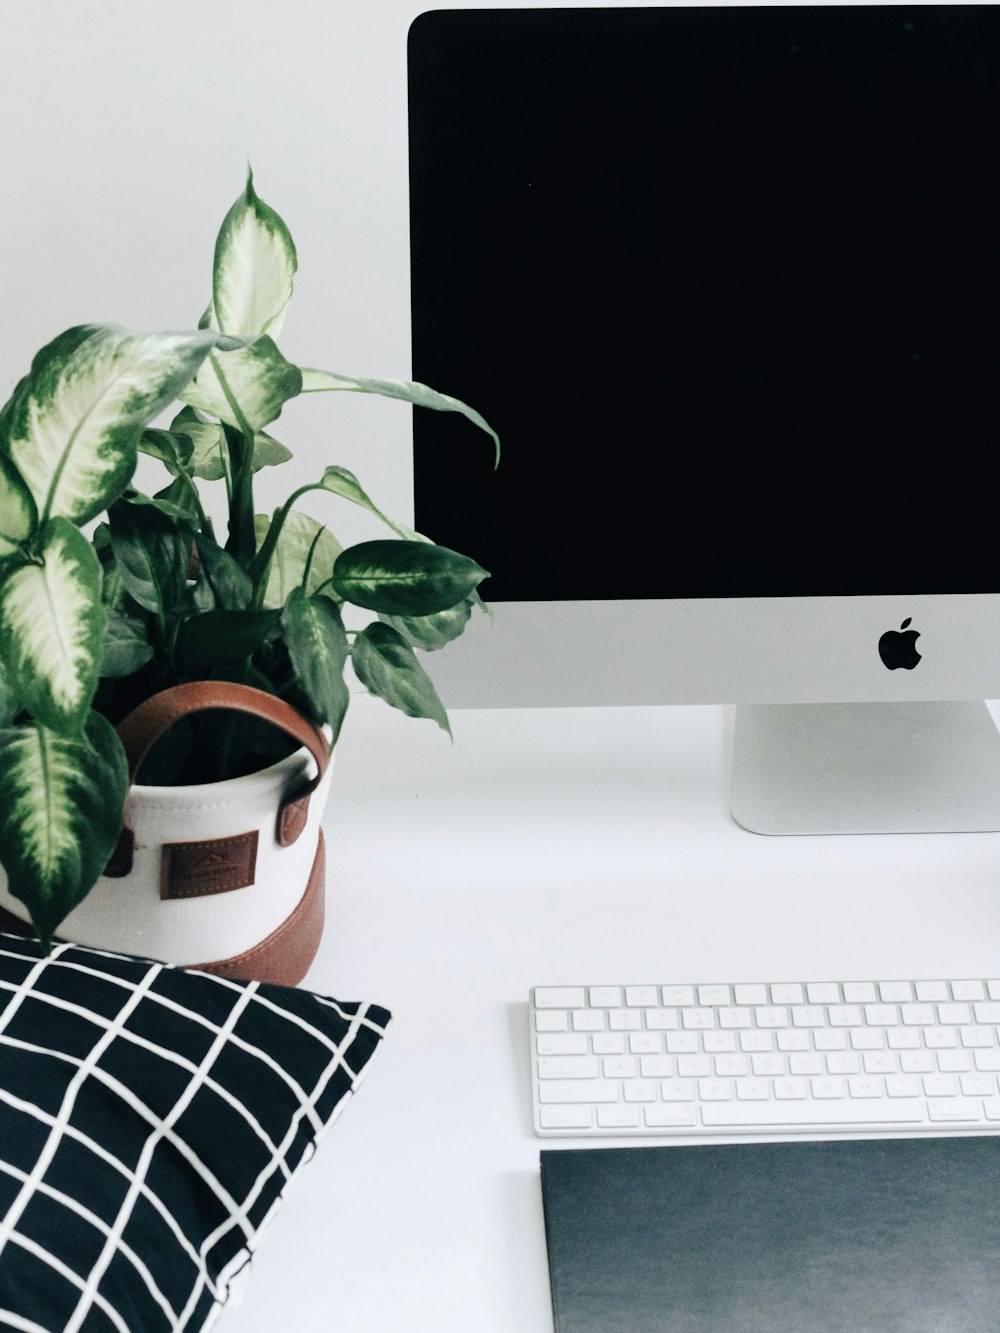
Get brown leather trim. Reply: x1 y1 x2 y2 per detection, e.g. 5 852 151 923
115 683 331 849
0 829 326 989
160 830 259 901
187 827 326 986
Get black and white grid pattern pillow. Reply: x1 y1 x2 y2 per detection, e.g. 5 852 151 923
0 932 390 1331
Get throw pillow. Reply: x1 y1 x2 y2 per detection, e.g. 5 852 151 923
0 933 390 1331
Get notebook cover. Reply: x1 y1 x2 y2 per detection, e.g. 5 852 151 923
540 1137 1000 1332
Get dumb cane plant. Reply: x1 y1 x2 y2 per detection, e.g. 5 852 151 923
0 170 496 948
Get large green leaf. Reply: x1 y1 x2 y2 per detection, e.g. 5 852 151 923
380 599 475 651
312 465 420 540
332 540 489 616
253 510 343 607
0 451 37 559
177 608 280 668
351 622 450 733
208 167 298 340
146 407 292 481
108 498 190 617
100 606 153 678
0 656 19 725
0 712 128 947
179 337 302 433
299 367 499 466
194 533 253 610
1 324 216 525
281 587 350 740
0 518 104 734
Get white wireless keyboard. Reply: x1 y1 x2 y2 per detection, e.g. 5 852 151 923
530 979 1000 1136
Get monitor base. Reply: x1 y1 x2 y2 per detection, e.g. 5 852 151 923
731 701 1000 835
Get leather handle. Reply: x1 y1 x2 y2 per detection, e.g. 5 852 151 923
107 684 330 875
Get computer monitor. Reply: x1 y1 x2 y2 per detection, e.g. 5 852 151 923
407 5 1000 835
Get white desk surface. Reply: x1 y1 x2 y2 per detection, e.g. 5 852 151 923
225 697 1000 1332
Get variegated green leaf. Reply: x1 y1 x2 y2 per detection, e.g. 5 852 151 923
101 606 153 678
177 608 280 668
179 337 302 433
207 167 298 339
281 587 350 740
332 540 489 616
0 518 103 734
156 406 292 481
253 510 343 607
1 324 216 525
300 367 499 466
0 712 128 946
351 622 450 734
194 533 253 610
107 498 189 617
0 450 37 559
0 655 19 725
313 465 420 540
380 599 475 651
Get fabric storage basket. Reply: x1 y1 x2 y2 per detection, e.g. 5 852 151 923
0 682 333 986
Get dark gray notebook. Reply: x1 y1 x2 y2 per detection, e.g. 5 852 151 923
540 1137 1000 1332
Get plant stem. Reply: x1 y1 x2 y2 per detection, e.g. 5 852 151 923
300 525 326 592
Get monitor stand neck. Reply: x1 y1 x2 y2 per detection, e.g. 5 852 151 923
730 701 1000 835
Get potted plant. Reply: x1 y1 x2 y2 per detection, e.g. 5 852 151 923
0 169 496 975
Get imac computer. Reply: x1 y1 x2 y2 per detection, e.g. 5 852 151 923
406 5 1000 835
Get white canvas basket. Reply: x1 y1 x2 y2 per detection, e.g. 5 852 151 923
0 683 333 985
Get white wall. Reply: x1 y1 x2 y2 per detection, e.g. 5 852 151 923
0 0 636 544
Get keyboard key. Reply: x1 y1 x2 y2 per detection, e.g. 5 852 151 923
592 1033 626 1054
539 1081 619 1104
702 1101 924 1127
608 1009 642 1031
879 981 912 1002
623 1080 657 1102
698 1079 732 1101
928 1098 982 1122
791 1006 825 1027
589 987 622 1007
734 984 767 1005
629 1032 662 1055
625 985 659 1007
535 987 585 1008
771 984 804 1004
885 1075 921 1098
535 1010 569 1031
645 1008 679 1030
660 1080 695 1102
811 1076 845 1099
597 1105 641 1128
538 1057 599 1079
536 1034 589 1055
807 982 840 1004
639 1056 672 1078
539 1107 593 1130
645 1104 697 1128
572 1010 604 1031
952 981 985 1001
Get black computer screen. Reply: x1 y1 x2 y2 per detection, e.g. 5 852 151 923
409 6 999 601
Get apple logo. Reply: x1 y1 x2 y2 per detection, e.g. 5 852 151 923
878 617 921 671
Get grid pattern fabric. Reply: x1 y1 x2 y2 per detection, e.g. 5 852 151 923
0 932 390 1332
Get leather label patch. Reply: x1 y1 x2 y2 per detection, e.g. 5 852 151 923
160 830 259 900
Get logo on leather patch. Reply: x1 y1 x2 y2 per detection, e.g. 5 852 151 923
160 831 259 900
